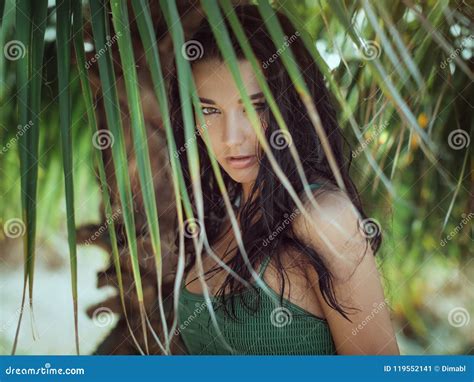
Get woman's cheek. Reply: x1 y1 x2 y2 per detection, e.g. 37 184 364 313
208 134 224 161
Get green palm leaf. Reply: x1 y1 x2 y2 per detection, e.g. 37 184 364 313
11 0 48 356
71 0 146 355
56 0 80 355
89 0 150 354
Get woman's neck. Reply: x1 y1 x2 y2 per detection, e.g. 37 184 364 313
241 181 255 204
236 182 262 227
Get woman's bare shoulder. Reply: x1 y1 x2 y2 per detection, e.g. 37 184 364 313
292 187 371 277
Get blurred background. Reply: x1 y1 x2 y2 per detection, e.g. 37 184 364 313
0 0 473 355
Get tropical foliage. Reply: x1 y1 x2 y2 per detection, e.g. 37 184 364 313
0 0 472 355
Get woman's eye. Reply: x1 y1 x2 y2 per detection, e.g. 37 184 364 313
201 106 220 115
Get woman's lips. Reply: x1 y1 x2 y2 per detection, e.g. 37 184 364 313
226 155 257 169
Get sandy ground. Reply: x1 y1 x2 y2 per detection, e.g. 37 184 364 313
0 236 117 355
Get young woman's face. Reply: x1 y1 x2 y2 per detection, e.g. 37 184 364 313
192 59 267 184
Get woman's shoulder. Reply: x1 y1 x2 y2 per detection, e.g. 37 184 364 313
292 186 371 277
296 183 356 229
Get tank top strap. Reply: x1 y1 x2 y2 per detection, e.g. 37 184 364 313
257 255 272 278
308 182 323 190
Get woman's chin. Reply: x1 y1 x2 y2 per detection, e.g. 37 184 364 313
226 167 259 184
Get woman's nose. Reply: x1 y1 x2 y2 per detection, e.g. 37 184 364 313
223 111 250 147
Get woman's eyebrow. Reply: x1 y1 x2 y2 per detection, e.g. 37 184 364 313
238 92 264 103
199 92 264 105
198 97 216 105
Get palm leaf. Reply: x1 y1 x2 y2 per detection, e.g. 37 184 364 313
109 0 169 353
71 0 145 355
372 0 424 88
12 0 48 356
89 0 150 354
328 0 437 154
277 0 398 197
56 0 80 355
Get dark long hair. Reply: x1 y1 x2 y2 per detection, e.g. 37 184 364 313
169 4 382 323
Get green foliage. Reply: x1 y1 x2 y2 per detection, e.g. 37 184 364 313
0 0 471 354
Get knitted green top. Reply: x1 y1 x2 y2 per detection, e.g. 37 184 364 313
177 183 337 355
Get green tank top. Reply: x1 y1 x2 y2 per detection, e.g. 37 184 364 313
177 182 337 355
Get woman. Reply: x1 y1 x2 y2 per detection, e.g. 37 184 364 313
169 4 399 355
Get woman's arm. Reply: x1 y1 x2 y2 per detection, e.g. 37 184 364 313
293 190 400 355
